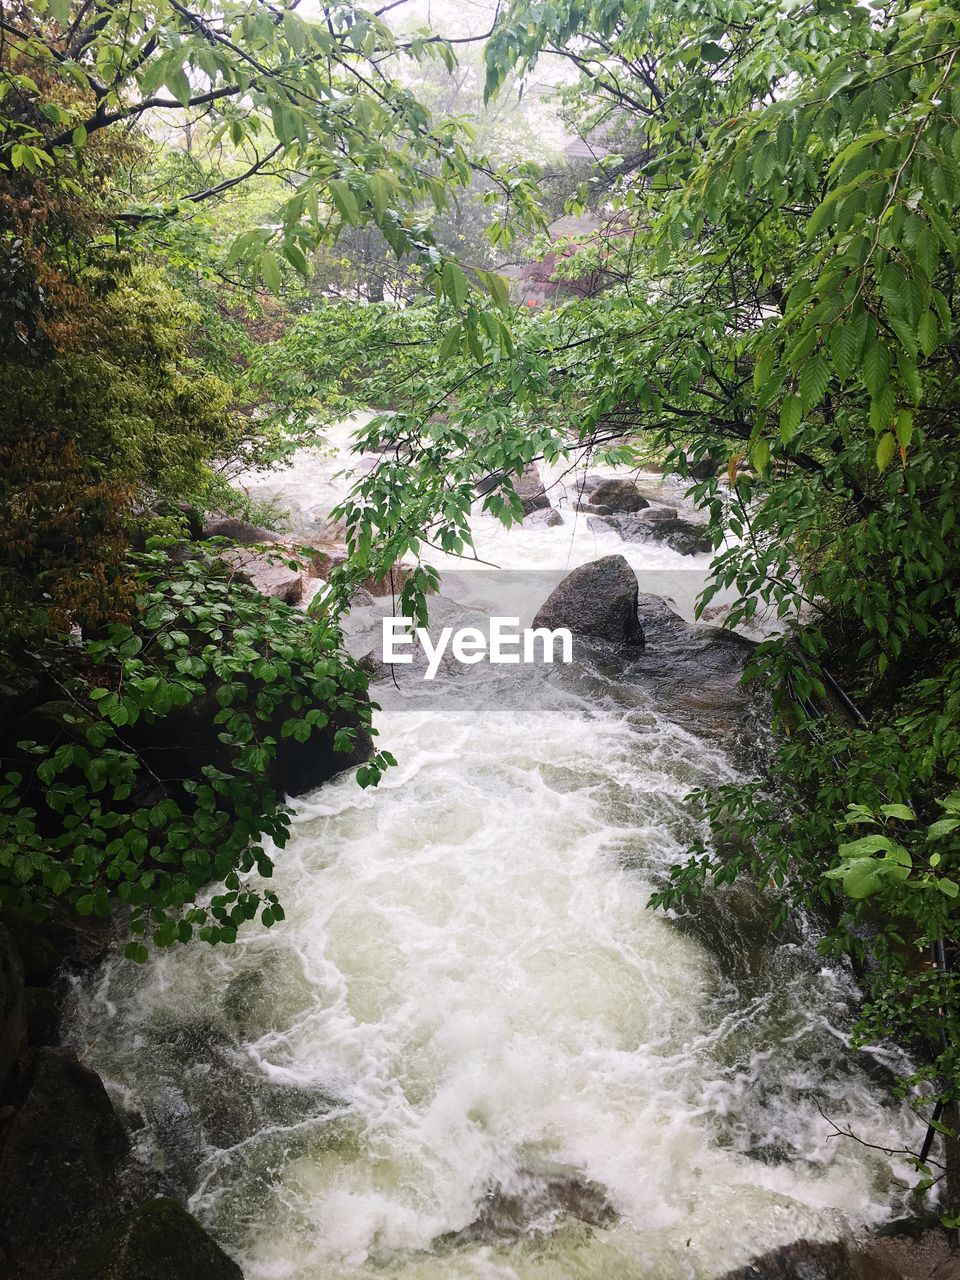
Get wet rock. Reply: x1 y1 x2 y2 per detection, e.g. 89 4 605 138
583 479 650 514
68 1198 243 1280
719 1238 903 1280
532 555 644 646
0 926 25 1093
688 450 728 481
524 507 564 529
588 512 713 556
131 679 373 798
638 505 678 523
222 547 305 605
201 517 282 544
870 1225 960 1280
24 985 60 1047
439 1173 615 1247
0 1049 129 1270
516 464 551 515
1 908 112 985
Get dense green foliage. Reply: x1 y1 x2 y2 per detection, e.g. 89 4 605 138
2 548 386 958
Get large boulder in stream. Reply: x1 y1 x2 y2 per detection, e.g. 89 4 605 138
69 1199 243 1280
532 555 645 645
581 478 650 514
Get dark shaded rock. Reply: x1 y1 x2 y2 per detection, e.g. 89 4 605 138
869 1227 960 1280
0 1049 128 1270
585 479 650 513
0 908 112 985
588 512 712 556
131 677 373 798
532 555 644 646
0 669 40 744
156 502 204 540
24 985 60 1047
688 450 728 481
524 507 564 529
719 1238 904 1280
69 1198 243 1280
0 926 25 1095
201 518 282 545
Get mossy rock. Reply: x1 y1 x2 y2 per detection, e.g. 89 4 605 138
70 1199 243 1280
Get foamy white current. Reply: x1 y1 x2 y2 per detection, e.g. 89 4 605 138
67 421 924 1279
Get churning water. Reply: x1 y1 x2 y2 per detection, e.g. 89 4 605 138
67 429 924 1279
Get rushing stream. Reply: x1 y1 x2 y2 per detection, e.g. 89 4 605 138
67 427 925 1279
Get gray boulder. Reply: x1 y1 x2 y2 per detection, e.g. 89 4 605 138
584 479 650 514
588 512 712 557
515 464 551 515
524 507 564 529
638 505 679 523
222 547 305 605
532 555 644 645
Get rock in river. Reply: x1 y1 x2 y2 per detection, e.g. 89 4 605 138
532 554 645 646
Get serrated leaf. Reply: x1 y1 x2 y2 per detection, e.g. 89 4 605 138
799 354 830 411
284 242 309 277
918 309 938 356
829 320 860 381
876 431 897 472
862 341 891 398
779 394 802 442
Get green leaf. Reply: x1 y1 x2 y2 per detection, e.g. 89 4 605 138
880 803 914 821
779 394 802 442
863 342 891 399
164 65 192 108
442 262 469 307
799 355 829 411
328 178 360 225
876 431 897 472
700 41 726 63
260 251 282 293
837 835 895 856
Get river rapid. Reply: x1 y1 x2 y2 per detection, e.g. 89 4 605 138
66 425 925 1279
